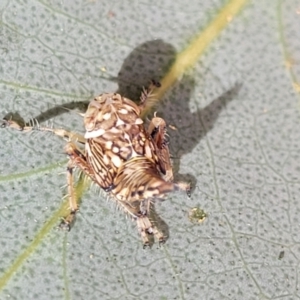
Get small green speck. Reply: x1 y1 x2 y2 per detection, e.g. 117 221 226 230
188 207 207 224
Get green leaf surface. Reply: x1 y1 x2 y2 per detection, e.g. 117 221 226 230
1 0 300 299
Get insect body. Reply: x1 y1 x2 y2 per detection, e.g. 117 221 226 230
2 85 190 246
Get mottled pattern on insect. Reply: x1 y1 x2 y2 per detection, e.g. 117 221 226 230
2 83 190 246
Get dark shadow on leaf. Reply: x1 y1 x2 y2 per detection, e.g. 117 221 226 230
2 112 26 127
159 81 241 192
32 101 90 124
149 203 170 245
3 101 89 126
115 39 176 101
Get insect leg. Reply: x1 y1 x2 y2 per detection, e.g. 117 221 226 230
59 159 78 231
60 142 97 230
1 118 85 144
117 199 165 247
64 142 96 181
136 216 166 247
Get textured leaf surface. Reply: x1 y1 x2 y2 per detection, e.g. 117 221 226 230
1 0 300 299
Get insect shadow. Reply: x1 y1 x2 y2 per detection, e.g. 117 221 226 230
115 39 240 187
3 100 90 127
3 39 239 245
159 80 241 185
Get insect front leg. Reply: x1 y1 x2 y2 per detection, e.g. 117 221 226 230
136 216 166 248
64 142 96 182
59 159 78 231
1 118 86 144
60 142 97 230
117 199 166 247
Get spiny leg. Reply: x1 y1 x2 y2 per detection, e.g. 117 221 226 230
1 118 86 144
136 215 166 248
118 199 165 247
60 159 78 230
64 142 96 182
60 142 97 230
2 118 90 228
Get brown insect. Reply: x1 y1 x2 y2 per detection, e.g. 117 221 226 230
1 83 190 246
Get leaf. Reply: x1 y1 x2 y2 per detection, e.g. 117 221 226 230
1 0 299 299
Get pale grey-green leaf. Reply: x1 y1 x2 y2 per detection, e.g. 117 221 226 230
1 0 300 299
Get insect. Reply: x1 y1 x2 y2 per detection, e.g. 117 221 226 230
1 82 190 246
